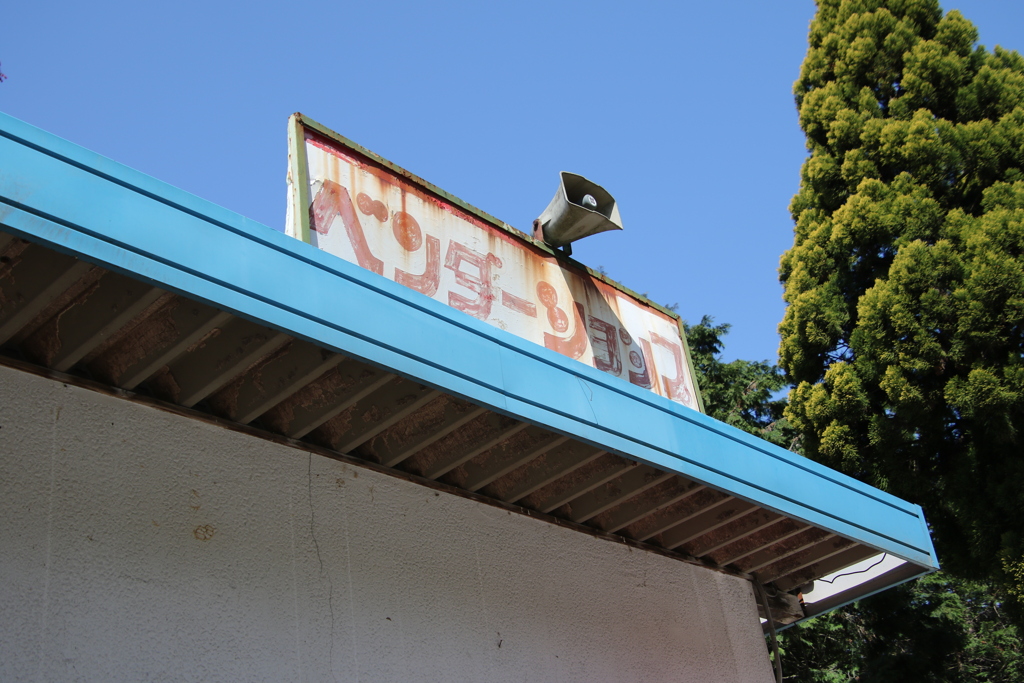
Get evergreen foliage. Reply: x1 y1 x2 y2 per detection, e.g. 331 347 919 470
684 316 796 448
685 317 1024 681
781 574 1024 682
780 0 1024 601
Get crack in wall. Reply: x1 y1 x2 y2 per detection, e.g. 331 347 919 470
308 453 339 683
36 400 61 680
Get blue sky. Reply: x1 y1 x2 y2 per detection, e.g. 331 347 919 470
2 1 1022 364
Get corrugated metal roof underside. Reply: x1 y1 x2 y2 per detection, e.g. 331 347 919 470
1 230 884 623
0 111 939 629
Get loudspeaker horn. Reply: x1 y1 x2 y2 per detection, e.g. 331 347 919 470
534 172 623 249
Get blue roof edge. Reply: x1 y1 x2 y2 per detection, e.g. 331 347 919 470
0 110 939 573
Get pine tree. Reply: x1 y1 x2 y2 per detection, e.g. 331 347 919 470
780 0 1024 606
780 574 1024 682
687 316 1024 681
683 316 796 448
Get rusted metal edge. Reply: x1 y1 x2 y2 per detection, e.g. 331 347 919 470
0 351 754 586
287 114 312 245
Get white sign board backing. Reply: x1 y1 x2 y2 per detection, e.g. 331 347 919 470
286 114 702 412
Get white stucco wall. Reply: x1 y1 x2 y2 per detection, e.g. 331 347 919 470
0 363 773 682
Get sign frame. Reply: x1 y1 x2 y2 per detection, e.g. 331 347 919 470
286 113 706 413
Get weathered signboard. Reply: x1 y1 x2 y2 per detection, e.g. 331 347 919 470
286 114 703 412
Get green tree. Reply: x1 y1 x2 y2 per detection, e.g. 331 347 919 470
686 316 1024 681
684 316 796 448
781 574 1024 682
780 0 1024 603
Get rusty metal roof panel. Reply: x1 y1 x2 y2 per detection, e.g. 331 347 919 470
0 112 938 627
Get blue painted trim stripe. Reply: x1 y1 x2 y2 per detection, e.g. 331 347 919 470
0 111 939 571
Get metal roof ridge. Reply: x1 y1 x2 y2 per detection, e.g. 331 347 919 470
0 111 940 575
